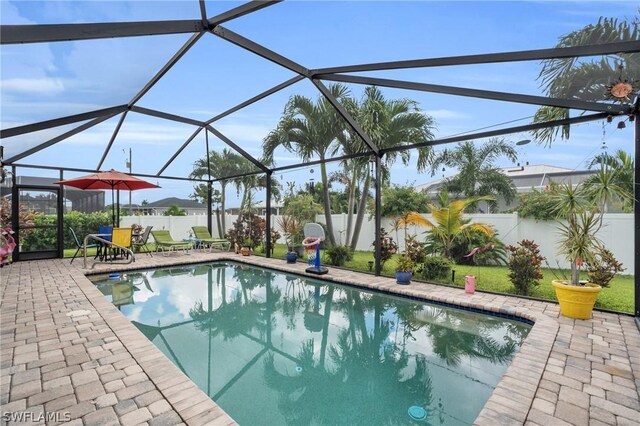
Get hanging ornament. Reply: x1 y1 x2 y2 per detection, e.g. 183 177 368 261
605 65 639 103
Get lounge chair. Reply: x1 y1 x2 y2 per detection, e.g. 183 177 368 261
151 230 192 255
191 226 231 251
132 225 153 256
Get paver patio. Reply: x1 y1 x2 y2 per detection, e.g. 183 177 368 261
1 252 639 425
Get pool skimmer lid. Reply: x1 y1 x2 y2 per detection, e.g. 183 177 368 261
408 406 427 421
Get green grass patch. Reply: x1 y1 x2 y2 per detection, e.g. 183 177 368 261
260 244 634 314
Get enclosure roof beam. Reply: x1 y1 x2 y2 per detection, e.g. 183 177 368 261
130 106 204 127
208 1 282 27
1 105 128 139
212 25 310 76
312 41 640 75
205 125 270 172
199 0 208 25
10 163 207 182
157 127 205 176
97 111 129 170
4 113 120 163
128 32 205 107
312 79 380 156
318 73 630 114
0 20 205 45
205 75 305 124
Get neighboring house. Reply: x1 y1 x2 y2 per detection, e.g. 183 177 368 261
131 197 208 216
225 200 283 216
416 164 597 212
0 175 104 213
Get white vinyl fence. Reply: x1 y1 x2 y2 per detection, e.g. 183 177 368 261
121 213 635 274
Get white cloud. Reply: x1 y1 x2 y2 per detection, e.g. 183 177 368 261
423 109 471 121
215 123 273 143
2 78 66 94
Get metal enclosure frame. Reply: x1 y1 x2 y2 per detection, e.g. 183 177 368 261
1 0 639 317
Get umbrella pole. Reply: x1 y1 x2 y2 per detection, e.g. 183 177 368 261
111 187 116 226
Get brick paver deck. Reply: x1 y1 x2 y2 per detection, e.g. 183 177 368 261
1 251 639 425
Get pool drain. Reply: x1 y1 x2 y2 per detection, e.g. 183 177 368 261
295 365 303 373
407 406 427 421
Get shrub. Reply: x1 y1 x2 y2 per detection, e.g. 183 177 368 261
324 245 353 266
586 248 624 288
226 213 266 249
506 240 545 296
395 254 414 273
514 183 559 221
420 256 452 281
427 228 507 266
405 234 426 265
372 228 397 267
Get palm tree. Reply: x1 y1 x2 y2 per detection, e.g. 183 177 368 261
263 84 350 246
407 193 495 259
533 16 640 144
429 138 518 212
191 149 245 237
340 86 435 249
587 149 634 212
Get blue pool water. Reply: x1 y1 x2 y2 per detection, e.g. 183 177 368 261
93 262 531 425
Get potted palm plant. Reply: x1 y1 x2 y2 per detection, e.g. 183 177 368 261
277 215 302 263
395 254 414 285
550 184 605 319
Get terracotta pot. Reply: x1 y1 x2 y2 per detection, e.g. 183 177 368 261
241 247 251 256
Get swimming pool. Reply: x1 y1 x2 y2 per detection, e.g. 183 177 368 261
93 261 531 425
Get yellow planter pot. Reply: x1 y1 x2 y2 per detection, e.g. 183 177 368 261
552 280 602 320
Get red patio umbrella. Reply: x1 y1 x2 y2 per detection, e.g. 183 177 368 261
55 169 160 226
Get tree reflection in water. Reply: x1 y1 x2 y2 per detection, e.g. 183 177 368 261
264 289 436 426
152 263 530 425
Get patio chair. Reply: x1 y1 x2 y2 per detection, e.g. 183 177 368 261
151 230 192 256
191 226 231 251
96 225 112 260
69 227 99 264
132 225 153 256
110 227 133 260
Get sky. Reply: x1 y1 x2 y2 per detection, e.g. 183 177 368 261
1 0 638 208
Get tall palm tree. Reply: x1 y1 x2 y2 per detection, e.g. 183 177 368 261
406 193 495 259
191 149 245 237
587 149 634 212
263 84 351 246
533 16 640 144
429 138 518 212
340 86 435 249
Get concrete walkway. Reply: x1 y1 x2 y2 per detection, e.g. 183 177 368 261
1 252 639 425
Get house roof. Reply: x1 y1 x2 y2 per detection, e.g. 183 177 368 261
145 197 205 208
416 164 596 193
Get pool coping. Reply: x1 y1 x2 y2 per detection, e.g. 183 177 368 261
82 253 558 425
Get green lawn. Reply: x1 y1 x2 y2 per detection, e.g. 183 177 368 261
65 243 634 314
260 244 634 314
